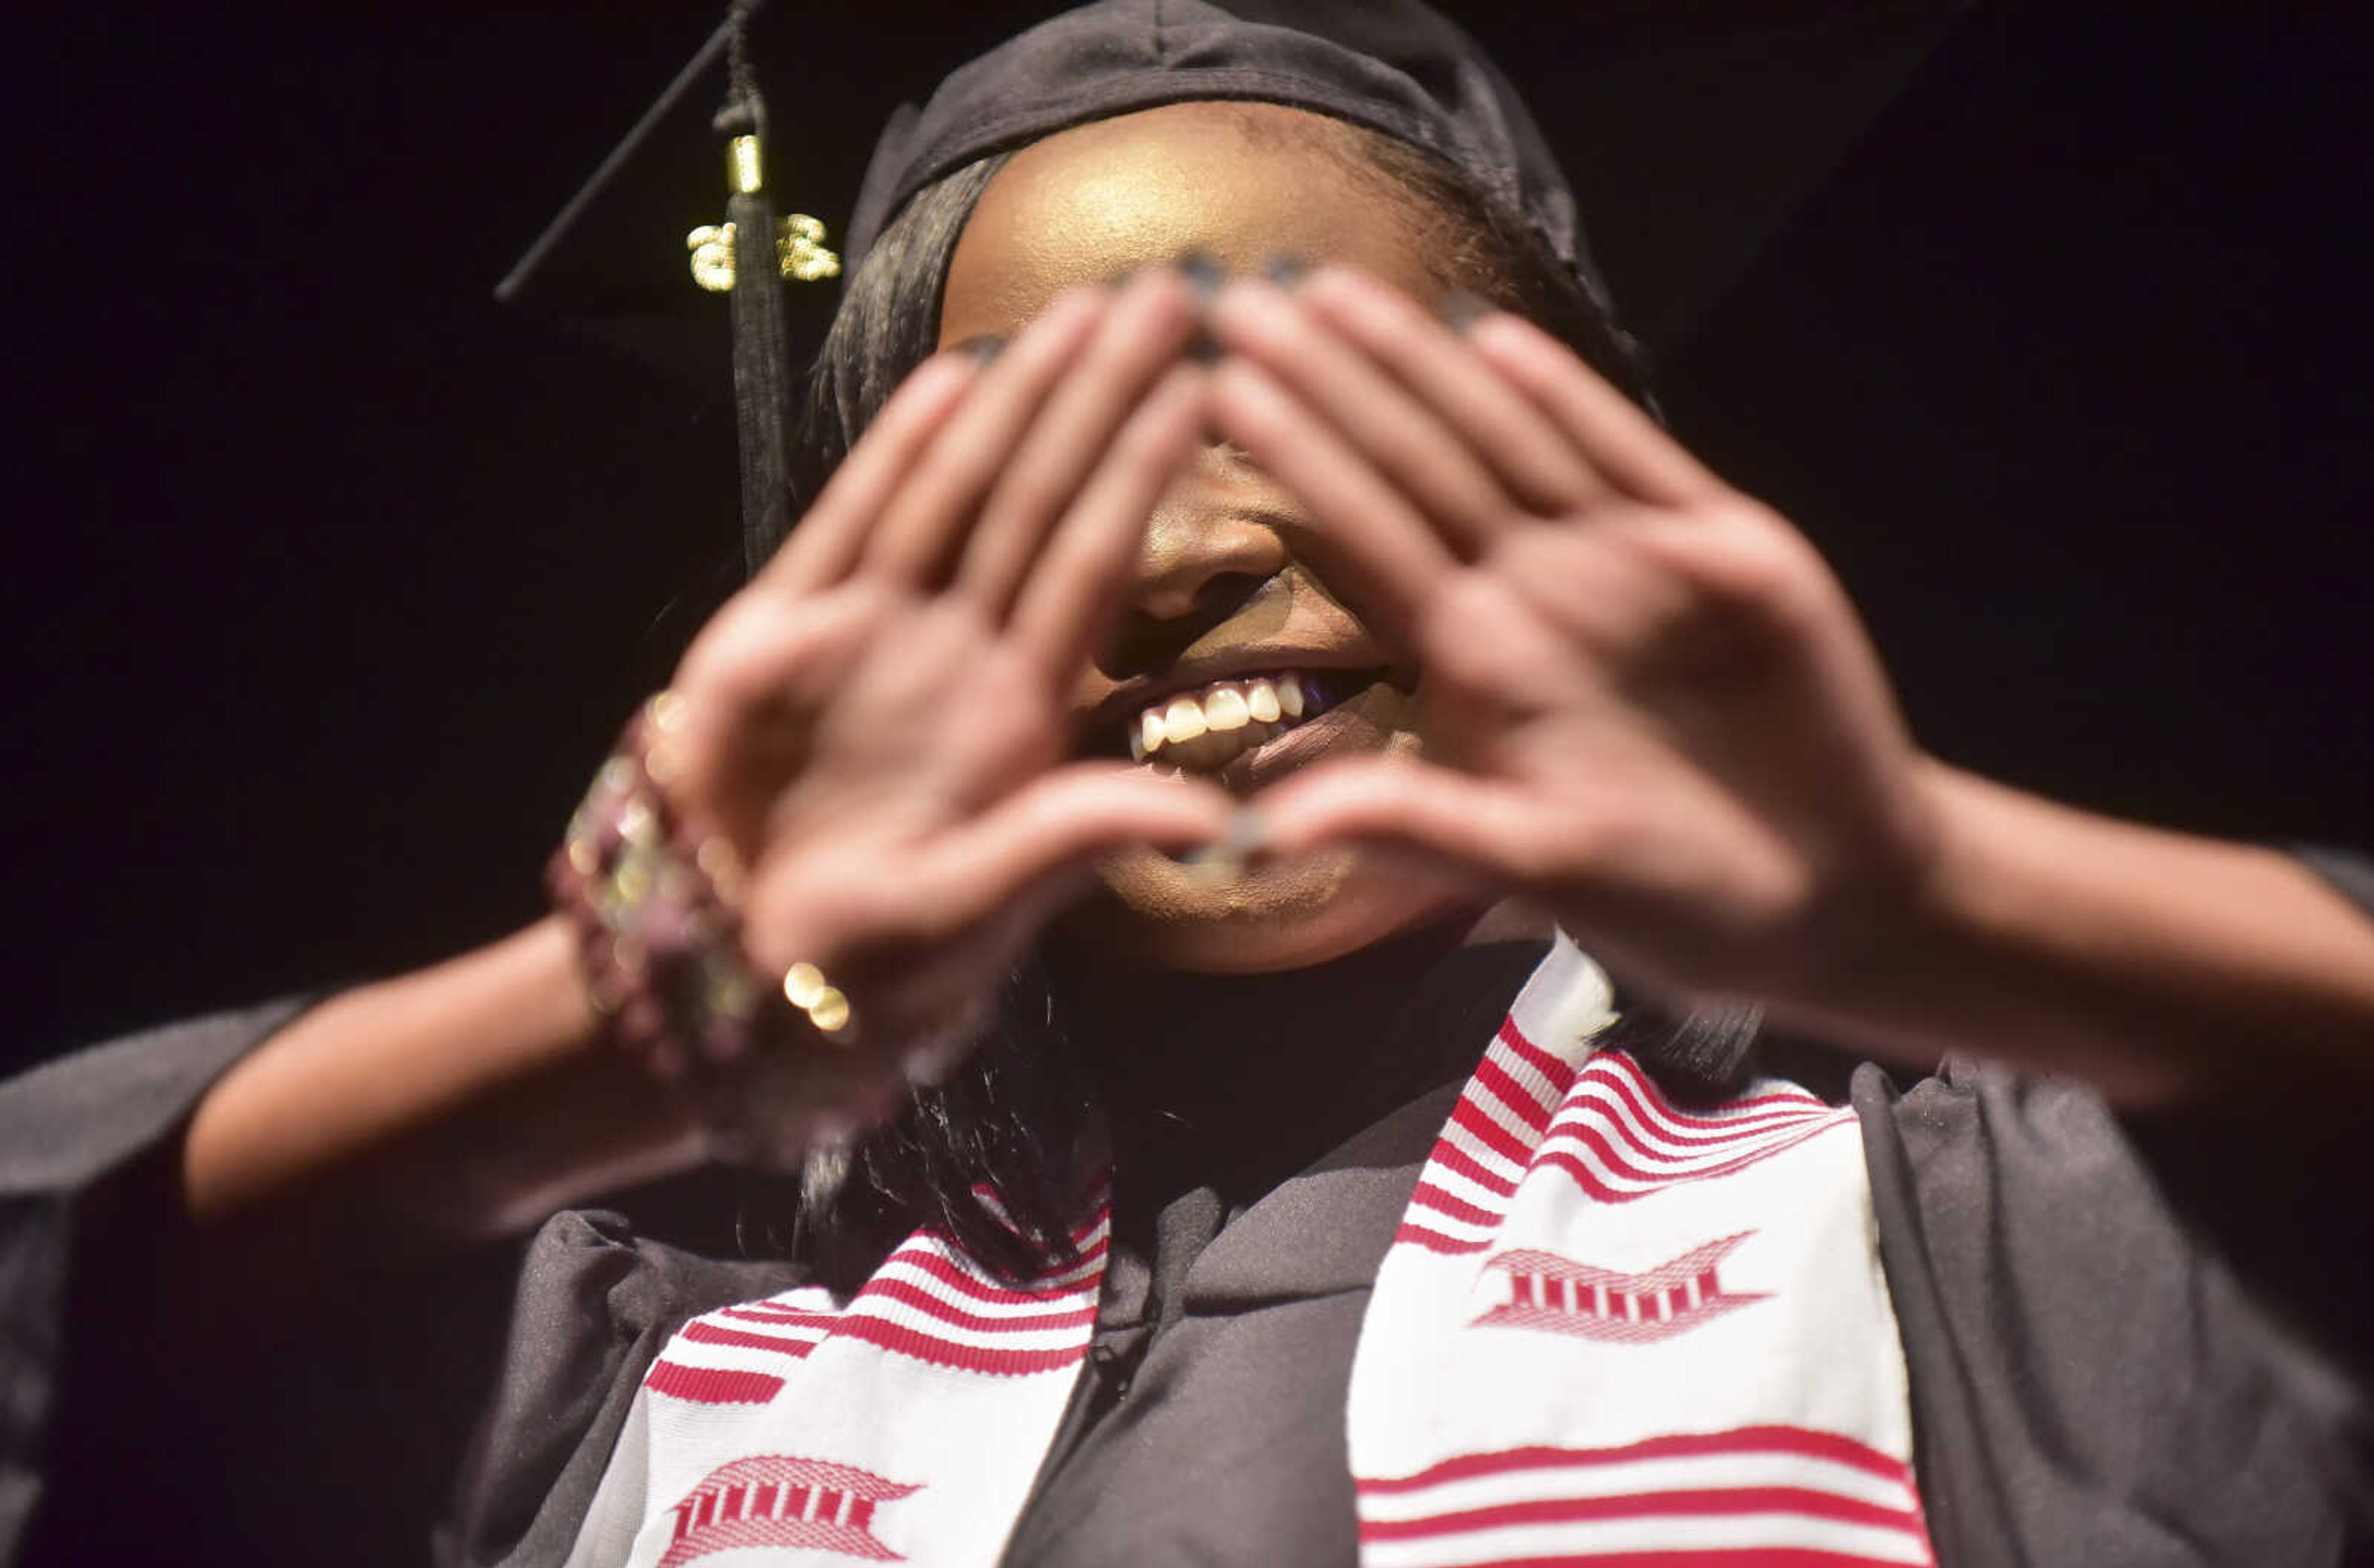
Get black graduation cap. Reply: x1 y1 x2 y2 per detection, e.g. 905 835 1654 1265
495 0 1970 575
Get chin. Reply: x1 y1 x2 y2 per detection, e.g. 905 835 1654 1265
1058 842 1464 974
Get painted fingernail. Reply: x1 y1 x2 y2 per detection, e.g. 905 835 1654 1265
1173 249 1227 304
1262 254 1309 289
955 333 1006 364
1438 290 1497 333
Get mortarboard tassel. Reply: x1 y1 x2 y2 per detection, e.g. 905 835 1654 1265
712 0 794 577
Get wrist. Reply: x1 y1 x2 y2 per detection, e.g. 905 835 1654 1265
1766 763 2374 1106
1759 761 2197 1100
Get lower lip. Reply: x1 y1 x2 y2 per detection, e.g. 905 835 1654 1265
1213 681 1393 791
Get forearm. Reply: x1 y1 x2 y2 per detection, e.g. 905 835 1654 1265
1784 763 2374 1106
182 916 705 1241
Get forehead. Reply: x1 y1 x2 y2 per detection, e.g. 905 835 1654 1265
938 101 1439 345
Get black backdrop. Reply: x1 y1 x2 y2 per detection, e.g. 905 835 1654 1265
6 2 2370 1071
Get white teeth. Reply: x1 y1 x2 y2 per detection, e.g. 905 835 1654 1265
1204 684 1249 731
1162 696 1207 744
1129 671 1332 767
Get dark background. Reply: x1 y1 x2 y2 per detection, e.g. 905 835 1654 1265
4 2 2369 1072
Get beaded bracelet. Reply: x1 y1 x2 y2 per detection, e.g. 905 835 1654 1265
547 693 853 1137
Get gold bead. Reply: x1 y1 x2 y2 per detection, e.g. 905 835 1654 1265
806 986 851 1035
648 690 687 734
728 134 764 196
566 834 598 876
778 213 841 282
687 224 737 292
618 798 658 847
782 961 826 1009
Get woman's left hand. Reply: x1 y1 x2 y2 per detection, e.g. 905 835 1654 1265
1204 267 1947 1017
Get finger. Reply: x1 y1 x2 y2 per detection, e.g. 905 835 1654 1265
859 287 1110 585
1292 268 1604 513
760 353 981 596
665 584 898 838
1206 357 1460 643
1006 362 1207 680
1208 276 1517 553
1463 310 1724 507
922 763 1232 922
957 268 1199 617
1253 755 1544 881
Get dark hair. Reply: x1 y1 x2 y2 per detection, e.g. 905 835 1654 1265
793 149 1015 508
776 111 1743 1288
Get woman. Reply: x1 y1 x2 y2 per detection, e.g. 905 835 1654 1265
7 3 2372 1565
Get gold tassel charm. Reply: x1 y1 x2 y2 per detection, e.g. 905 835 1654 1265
689 134 841 290
780 213 841 281
686 214 842 290
687 224 739 291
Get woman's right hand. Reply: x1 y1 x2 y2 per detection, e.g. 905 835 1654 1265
657 269 1230 1159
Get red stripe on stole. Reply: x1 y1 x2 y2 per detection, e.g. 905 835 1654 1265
885 1238 1110 1305
1436 1551 1922 1568
1589 1044 1826 1125
644 1361 784 1404
1406 1178 1502 1230
680 1320 821 1357
721 1304 827 1326
1392 1220 1491 1255
727 1241 1107 1327
853 1276 1099 1334
1449 1095 1538 1169
822 1312 1088 1375
1538 1110 1797 1190
1534 1119 1844 1205
1356 1426 1917 1494
1472 1054 1559 1132
1493 1017 1580 1095
1575 1060 1827 1150
1429 1134 1521 1200
1356 1483 1923 1542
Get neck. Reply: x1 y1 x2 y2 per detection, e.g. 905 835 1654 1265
1044 901 1552 1227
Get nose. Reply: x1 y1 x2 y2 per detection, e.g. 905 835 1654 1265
1104 449 1293 671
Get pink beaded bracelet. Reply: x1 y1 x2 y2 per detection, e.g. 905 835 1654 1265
547 694 852 1138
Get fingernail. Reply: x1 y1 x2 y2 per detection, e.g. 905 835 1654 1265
1262 254 1309 289
1438 290 1497 334
1173 249 1227 304
955 333 1006 364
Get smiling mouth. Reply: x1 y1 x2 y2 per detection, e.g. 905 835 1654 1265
1099 669 1376 773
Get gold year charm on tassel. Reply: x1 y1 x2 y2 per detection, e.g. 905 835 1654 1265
687 131 843 291
685 215 843 290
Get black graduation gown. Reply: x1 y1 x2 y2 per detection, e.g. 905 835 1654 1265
6 853 2372 1567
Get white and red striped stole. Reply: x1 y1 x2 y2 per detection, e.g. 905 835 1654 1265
563 1196 1109 1568
1348 934 1937 1568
